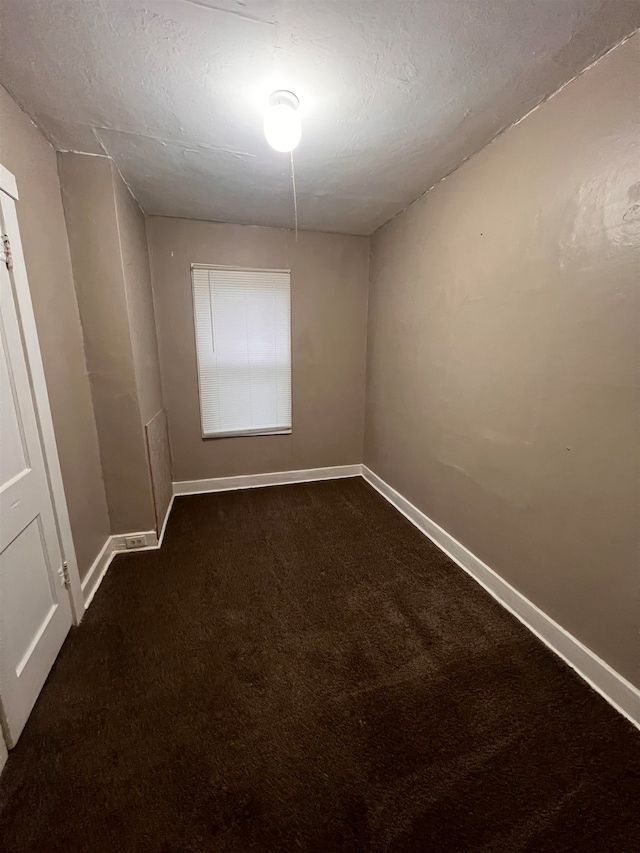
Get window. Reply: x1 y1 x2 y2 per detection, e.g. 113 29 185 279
192 265 292 438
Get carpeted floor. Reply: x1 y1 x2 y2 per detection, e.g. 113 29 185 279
1 478 639 852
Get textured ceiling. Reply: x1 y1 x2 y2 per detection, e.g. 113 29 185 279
1 0 638 235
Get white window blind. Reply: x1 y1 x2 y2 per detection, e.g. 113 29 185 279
192 266 292 438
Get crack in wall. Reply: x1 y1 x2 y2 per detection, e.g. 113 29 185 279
177 0 276 26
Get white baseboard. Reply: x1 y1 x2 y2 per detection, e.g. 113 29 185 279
362 466 640 729
84 467 358 611
81 537 115 609
172 464 362 496
110 529 158 553
0 727 8 776
82 467 358 609
79 464 639 728
81 528 159 609
157 494 175 547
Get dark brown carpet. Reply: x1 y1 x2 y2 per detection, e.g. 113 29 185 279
1 478 639 852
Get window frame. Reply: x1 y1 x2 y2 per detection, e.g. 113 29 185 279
191 263 292 440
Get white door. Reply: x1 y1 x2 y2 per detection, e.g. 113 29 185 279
0 199 73 747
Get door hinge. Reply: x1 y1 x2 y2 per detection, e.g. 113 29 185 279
1 234 13 270
58 561 71 588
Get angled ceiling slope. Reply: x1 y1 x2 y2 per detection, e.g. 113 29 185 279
1 0 638 235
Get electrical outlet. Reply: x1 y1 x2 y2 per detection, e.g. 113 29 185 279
125 535 146 549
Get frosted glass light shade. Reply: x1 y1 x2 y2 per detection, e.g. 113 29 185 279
264 95 301 153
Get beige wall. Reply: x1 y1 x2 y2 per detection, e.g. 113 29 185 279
0 87 110 580
147 218 369 481
365 35 640 687
111 167 171 533
58 153 156 534
145 409 173 534
112 172 164 427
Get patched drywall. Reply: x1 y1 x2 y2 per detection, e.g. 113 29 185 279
147 217 369 480
112 169 164 426
145 409 172 535
364 35 640 687
58 153 156 534
0 85 110 581
1 0 638 234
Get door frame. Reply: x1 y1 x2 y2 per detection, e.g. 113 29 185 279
0 163 83 623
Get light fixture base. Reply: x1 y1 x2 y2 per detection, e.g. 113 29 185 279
269 90 299 111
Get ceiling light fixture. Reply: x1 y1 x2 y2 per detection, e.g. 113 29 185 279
264 90 301 153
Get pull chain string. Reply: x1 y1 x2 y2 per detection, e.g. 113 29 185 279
290 149 298 242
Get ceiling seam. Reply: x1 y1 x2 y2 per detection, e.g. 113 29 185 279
176 0 276 26
0 81 60 153
0 80 146 214
370 27 640 237
147 212 369 238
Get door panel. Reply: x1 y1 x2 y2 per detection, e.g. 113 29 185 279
0 219 72 747
3 518 58 672
0 330 29 483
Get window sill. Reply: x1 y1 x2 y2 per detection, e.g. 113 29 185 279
202 428 292 440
